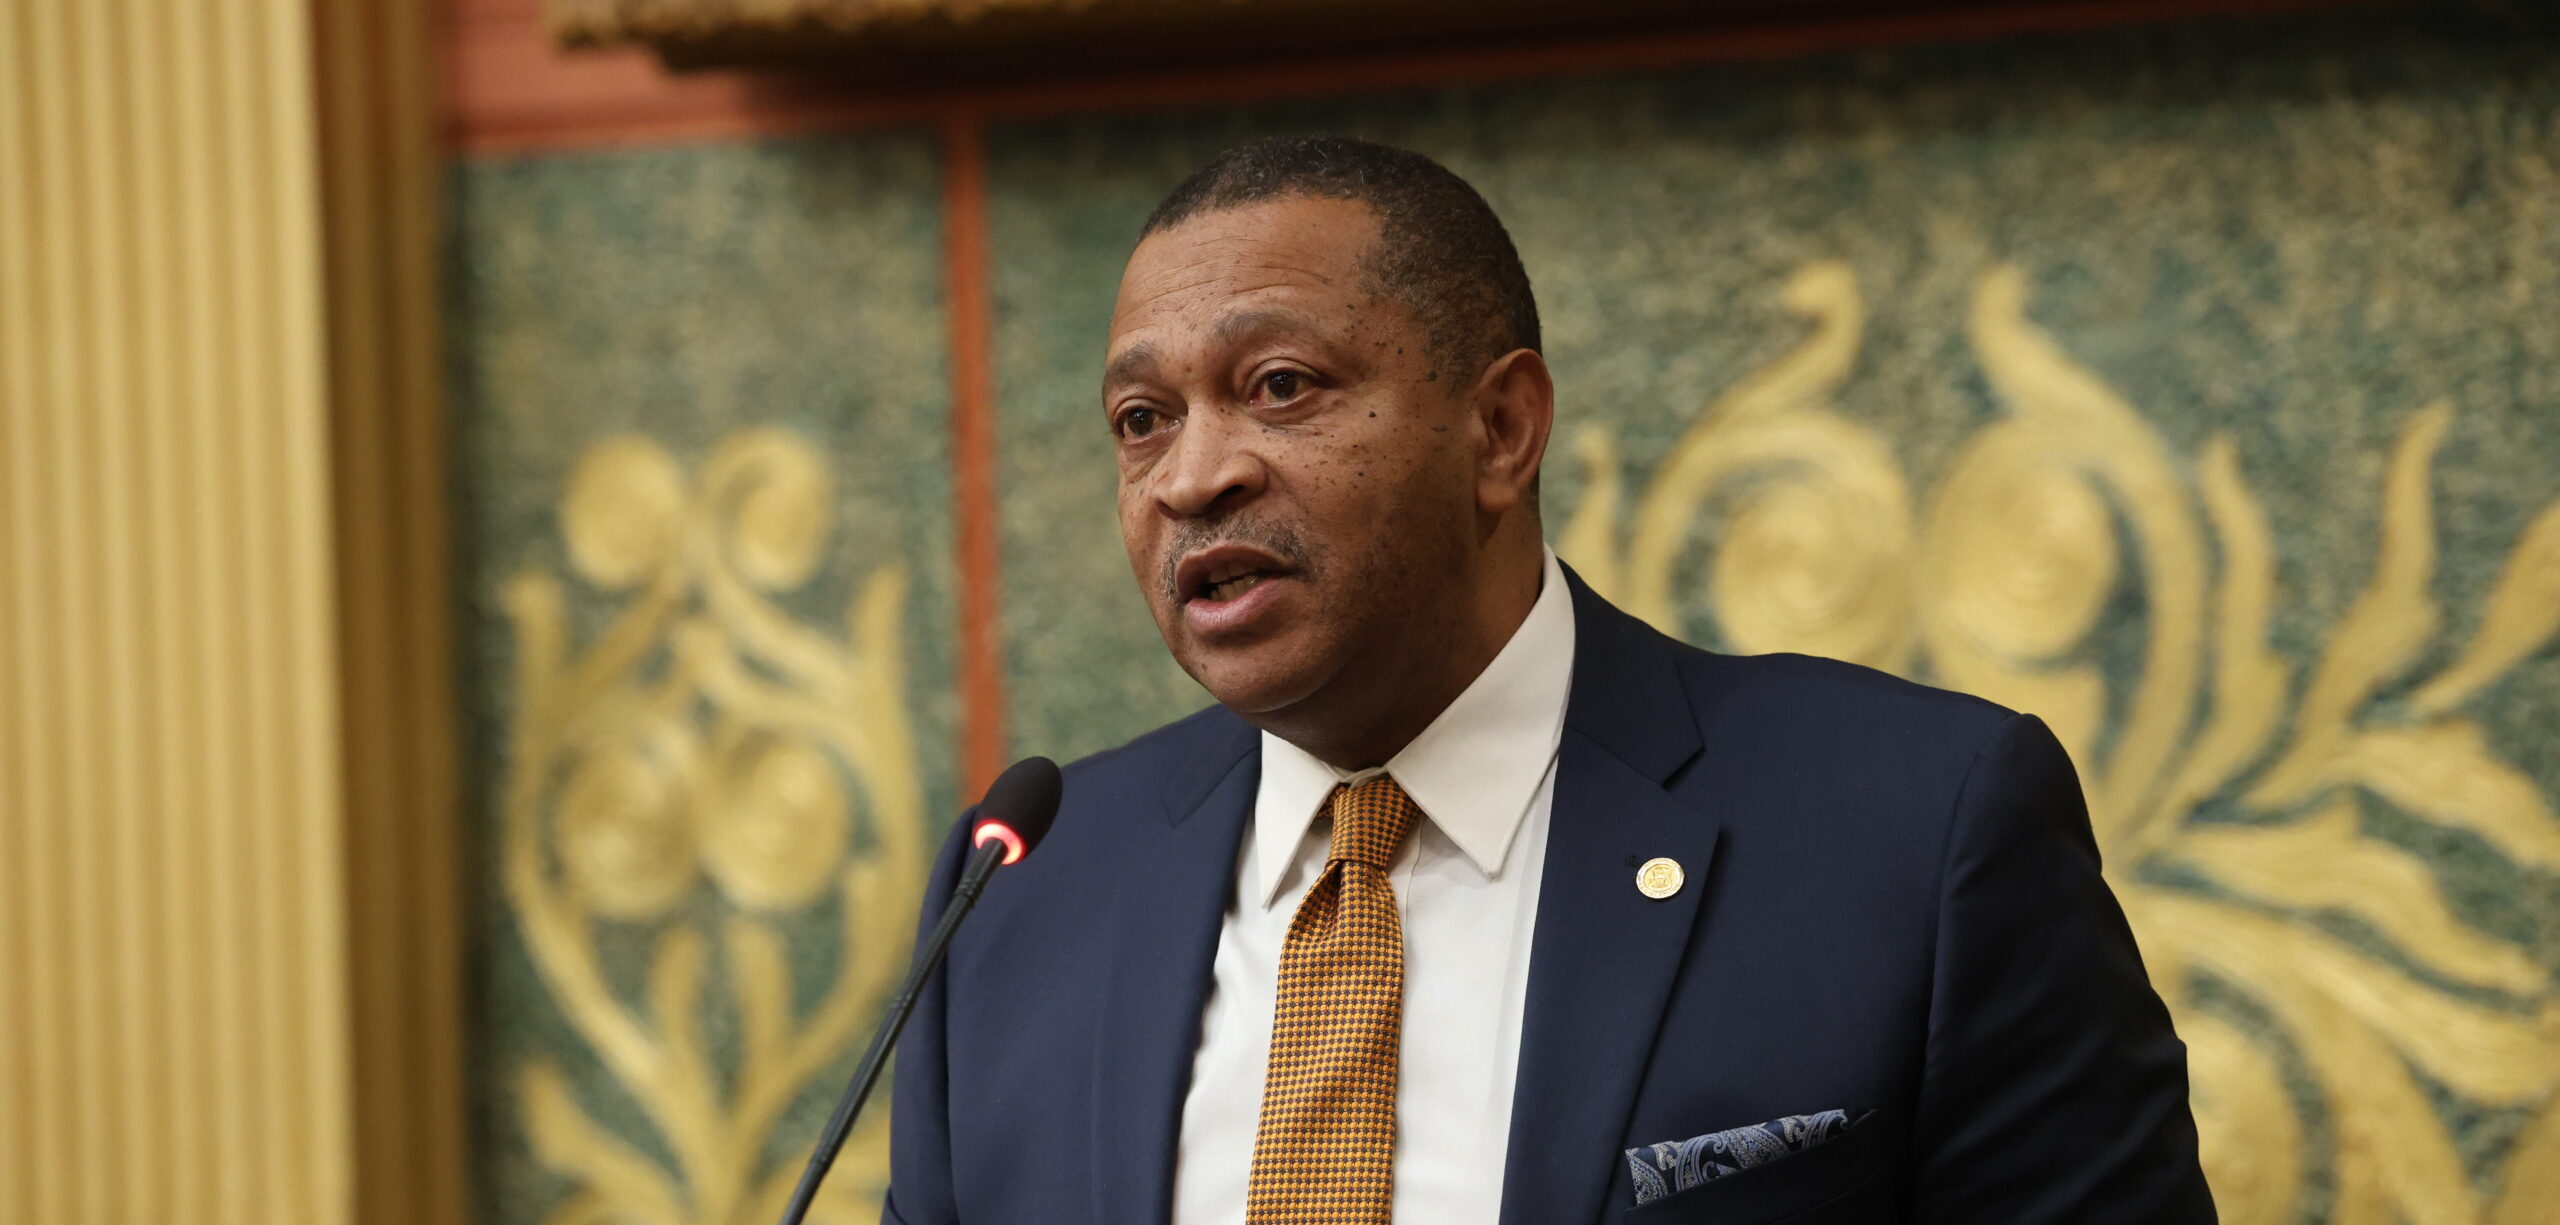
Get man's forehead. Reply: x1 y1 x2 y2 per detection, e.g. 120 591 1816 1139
1115 200 1375 306
1103 306 1334 389
1105 200 1386 373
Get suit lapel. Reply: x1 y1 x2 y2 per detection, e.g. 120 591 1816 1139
1499 572 1720 1225
1090 713 1258 1225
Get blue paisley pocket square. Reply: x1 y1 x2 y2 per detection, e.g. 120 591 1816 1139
1624 1108 1870 1206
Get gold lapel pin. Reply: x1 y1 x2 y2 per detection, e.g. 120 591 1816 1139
1636 857 1684 900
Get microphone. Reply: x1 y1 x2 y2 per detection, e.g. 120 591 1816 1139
776 755 1064 1225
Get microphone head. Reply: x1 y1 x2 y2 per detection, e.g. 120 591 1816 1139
971 756 1063 866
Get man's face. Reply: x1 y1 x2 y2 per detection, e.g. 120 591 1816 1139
1104 196 1481 724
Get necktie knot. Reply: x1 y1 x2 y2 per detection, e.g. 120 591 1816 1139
1327 776 1419 871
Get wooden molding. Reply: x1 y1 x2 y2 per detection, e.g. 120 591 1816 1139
448 0 2407 153
546 0 1921 71
313 1 474 1223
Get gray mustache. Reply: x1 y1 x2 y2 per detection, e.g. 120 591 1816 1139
1160 519 1312 599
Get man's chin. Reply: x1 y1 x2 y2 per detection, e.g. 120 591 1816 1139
1176 638 1333 721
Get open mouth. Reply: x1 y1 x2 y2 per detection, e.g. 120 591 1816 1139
1175 544 1296 608
1198 566 1276 603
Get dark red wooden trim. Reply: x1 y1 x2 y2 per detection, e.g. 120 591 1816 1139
939 111 1009 800
444 0 2400 153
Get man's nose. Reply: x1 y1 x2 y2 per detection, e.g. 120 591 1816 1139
1153 411 1266 519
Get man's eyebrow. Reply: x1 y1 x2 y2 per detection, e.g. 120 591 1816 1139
1102 308 1329 396
1101 343 1160 393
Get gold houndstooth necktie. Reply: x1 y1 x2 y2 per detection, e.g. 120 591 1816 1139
1246 774 1422 1225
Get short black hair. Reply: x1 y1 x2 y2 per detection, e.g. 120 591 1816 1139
1142 136 1541 378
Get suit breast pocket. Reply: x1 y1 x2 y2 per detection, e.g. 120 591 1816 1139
1622 1109 1897 1225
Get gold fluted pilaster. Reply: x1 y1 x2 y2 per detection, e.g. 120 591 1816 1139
0 1 460 1222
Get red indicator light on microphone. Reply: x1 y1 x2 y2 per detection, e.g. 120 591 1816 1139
973 820 1026 866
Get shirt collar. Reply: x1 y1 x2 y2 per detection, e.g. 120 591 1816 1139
1250 547 1577 909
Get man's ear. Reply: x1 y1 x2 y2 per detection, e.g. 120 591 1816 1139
1471 348 1554 517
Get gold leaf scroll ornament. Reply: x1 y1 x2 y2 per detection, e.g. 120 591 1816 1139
503 427 933 1225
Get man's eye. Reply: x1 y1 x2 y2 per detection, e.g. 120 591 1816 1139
1117 407 1163 440
1258 369 1307 402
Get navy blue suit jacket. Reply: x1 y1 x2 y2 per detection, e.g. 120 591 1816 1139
884 571 2214 1224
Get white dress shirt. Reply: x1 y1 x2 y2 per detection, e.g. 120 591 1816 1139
1172 548 1576 1225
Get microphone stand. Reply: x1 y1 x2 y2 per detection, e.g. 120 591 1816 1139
776 835 1010 1225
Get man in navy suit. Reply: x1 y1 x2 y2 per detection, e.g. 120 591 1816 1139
884 137 2215 1225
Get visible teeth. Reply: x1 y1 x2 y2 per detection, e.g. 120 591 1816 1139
1203 572 1267 602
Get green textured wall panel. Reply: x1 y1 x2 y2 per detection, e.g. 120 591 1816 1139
449 136 957 1225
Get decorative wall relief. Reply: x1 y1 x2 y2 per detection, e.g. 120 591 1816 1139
499 428 929 1225
446 134 952 1225
1560 261 2560 1225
